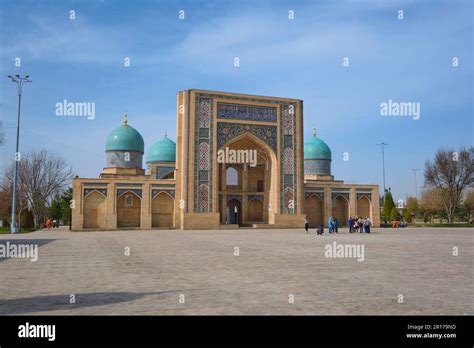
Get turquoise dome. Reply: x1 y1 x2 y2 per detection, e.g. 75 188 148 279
304 131 332 160
105 122 144 153
146 135 176 163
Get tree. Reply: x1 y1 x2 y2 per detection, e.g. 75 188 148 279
424 147 474 223
382 188 396 221
60 187 73 225
463 189 474 222
49 194 63 221
390 207 400 221
1 150 74 228
420 187 444 224
403 196 420 223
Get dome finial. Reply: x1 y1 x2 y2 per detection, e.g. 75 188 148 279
124 112 128 127
312 127 317 138
164 130 167 138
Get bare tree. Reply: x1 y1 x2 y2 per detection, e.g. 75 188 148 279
424 147 474 223
1 149 74 228
419 187 444 224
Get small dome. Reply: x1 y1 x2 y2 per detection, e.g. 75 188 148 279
304 129 331 161
105 115 144 153
146 134 176 163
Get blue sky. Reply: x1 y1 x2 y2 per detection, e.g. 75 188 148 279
0 0 472 202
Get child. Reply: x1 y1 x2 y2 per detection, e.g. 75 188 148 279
317 224 324 235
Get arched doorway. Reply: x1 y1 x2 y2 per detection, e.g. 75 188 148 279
248 199 264 222
152 192 174 227
332 195 348 226
357 195 371 219
226 199 242 225
305 195 324 227
218 132 277 226
117 191 141 228
83 191 107 228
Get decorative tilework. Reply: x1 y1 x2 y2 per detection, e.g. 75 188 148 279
217 103 277 122
199 99 211 128
84 188 107 198
217 122 277 152
284 147 294 175
156 166 175 179
282 107 294 135
152 189 175 200
117 189 142 199
280 102 297 213
332 192 350 202
195 96 214 213
357 193 372 201
198 184 209 212
199 142 209 170
305 192 324 201
283 187 294 214
248 194 264 202
227 194 242 203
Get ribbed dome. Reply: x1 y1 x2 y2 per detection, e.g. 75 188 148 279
304 131 331 160
146 135 176 163
105 116 144 153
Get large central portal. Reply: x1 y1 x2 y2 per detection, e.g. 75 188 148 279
218 133 277 226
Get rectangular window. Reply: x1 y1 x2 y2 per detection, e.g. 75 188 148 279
257 180 264 192
125 195 133 207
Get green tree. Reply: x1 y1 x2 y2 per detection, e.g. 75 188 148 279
61 187 73 225
403 196 420 223
390 207 400 221
49 194 63 221
382 188 396 221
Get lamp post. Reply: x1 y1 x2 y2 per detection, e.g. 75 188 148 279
412 168 419 198
7 74 31 234
376 142 389 194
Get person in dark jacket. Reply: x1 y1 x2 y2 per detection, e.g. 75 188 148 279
348 217 354 233
317 224 324 235
334 218 339 233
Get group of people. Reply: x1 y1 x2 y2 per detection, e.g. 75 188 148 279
44 218 59 229
303 215 371 234
348 216 371 233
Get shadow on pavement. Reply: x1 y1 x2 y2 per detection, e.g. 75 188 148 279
0 291 185 314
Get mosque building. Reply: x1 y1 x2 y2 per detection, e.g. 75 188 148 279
71 90 380 230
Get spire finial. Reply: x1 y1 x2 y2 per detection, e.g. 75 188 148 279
124 112 128 127
164 130 167 138
312 127 317 138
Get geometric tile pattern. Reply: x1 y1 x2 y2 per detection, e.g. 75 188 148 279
217 102 277 122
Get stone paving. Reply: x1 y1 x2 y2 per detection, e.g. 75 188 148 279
0 227 472 315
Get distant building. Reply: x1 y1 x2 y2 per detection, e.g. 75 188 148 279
72 90 379 230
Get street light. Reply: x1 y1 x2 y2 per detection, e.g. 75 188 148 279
7 74 31 234
377 142 389 194
412 168 419 198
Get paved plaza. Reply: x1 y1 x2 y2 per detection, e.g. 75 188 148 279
0 227 472 315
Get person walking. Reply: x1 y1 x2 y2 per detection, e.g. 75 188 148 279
334 218 339 233
348 217 354 233
358 217 363 233
304 218 309 234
